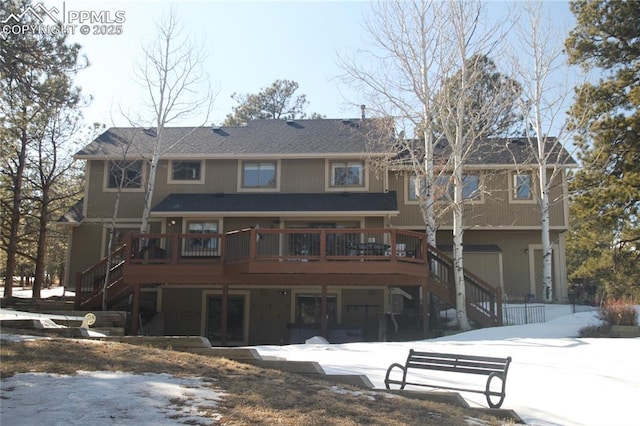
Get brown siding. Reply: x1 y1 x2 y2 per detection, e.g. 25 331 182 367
341 288 384 340
248 288 291 344
161 288 203 335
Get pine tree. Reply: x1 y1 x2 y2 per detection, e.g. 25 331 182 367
565 0 640 299
223 80 313 126
0 0 85 297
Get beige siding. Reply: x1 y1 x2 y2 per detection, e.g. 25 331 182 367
85 161 146 218
68 223 104 284
436 229 562 299
281 159 326 192
224 217 273 232
390 170 568 229
85 159 238 218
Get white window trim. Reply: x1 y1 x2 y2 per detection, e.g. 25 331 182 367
509 171 537 204
103 160 146 192
290 288 343 323
182 219 220 256
201 289 251 346
325 159 368 192
407 172 484 205
459 173 485 204
404 173 422 205
237 160 281 192
168 160 205 184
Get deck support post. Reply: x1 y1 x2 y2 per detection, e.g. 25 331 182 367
222 284 229 346
421 282 429 338
131 283 141 336
321 284 328 339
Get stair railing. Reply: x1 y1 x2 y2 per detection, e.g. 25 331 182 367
426 244 502 327
75 245 126 309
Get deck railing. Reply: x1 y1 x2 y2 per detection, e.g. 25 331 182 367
128 233 224 264
224 227 427 264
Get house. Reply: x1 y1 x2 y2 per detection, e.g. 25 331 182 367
60 118 574 344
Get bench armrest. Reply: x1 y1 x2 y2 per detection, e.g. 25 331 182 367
485 372 507 408
384 362 408 389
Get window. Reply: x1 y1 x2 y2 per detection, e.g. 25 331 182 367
435 174 452 201
170 160 202 182
331 161 364 187
462 174 481 201
408 174 425 201
184 221 218 255
513 173 533 200
434 173 480 201
107 160 143 189
296 294 337 324
207 295 246 343
242 161 276 188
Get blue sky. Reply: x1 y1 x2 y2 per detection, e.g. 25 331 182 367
39 0 577 129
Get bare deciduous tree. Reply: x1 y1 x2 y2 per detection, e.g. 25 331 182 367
132 9 214 236
508 0 583 301
340 0 515 331
338 0 447 248
433 1 517 331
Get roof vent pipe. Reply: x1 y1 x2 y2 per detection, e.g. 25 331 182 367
361 105 366 120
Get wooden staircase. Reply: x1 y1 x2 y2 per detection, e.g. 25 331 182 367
426 244 503 328
75 245 131 311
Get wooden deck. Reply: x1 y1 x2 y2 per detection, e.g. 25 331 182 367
75 228 502 333
120 228 430 285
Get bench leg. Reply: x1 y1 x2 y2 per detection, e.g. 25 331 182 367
485 372 506 408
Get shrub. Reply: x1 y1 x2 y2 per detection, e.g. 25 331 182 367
579 324 611 338
599 299 639 326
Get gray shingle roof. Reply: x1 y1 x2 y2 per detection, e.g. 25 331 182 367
435 137 577 165
76 119 389 158
392 137 576 166
57 198 84 224
75 118 575 166
151 192 398 214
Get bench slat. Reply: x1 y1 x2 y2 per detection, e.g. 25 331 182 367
407 362 505 376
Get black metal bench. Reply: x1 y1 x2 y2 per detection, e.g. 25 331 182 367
384 349 512 408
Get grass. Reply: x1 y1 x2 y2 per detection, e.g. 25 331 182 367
0 334 511 425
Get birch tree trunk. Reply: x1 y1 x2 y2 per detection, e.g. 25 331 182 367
102 193 121 311
452 148 471 330
509 0 584 302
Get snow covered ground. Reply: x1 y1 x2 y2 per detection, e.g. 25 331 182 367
2 287 638 425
